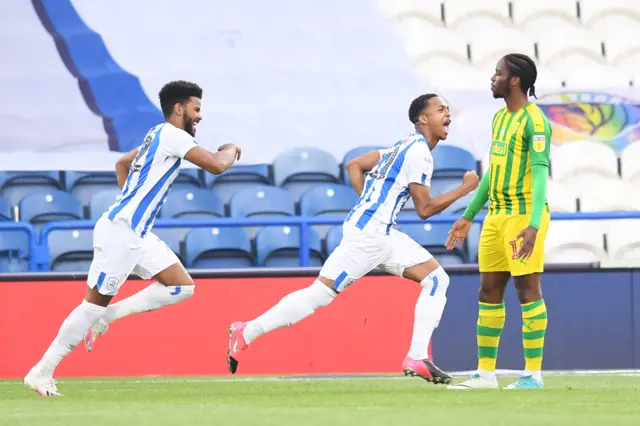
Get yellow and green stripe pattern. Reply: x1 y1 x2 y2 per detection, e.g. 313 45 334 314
522 299 548 371
477 302 506 372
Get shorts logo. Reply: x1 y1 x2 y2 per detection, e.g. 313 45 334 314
342 278 356 291
106 277 120 292
533 135 546 153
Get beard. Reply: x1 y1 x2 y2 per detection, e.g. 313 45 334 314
183 115 195 136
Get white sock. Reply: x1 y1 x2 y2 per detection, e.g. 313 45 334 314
103 283 194 324
243 280 335 344
525 370 543 381
407 267 450 360
32 300 106 378
478 369 496 381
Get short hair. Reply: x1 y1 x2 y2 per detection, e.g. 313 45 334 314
408 93 439 124
504 53 538 98
158 80 203 118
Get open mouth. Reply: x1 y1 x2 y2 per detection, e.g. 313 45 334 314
443 119 451 135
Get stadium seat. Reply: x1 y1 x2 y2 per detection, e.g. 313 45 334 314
342 146 384 186
512 1 579 38
620 141 640 183
398 197 417 218
273 148 341 201
431 145 477 178
172 168 203 191
400 223 467 264
444 0 512 39
547 180 578 212
256 226 324 267
88 189 121 220
580 180 640 212
0 171 62 206
378 0 443 25
160 188 224 218
536 28 604 76
431 179 476 214
551 141 619 197
0 196 12 221
580 0 640 38
229 186 295 218
64 171 118 206
415 59 489 90
48 228 93 272
207 164 271 204
545 220 608 264
325 225 343 256
470 28 536 68
300 184 359 238
403 27 469 65
19 190 83 226
152 228 184 263
184 227 254 269
606 220 640 261
0 228 30 272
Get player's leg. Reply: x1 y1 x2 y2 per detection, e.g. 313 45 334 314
378 230 452 384
503 212 550 390
24 218 139 396
227 224 390 374
84 232 193 351
448 216 511 390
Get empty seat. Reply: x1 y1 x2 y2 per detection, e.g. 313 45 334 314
512 0 580 38
545 220 608 264
64 171 119 206
19 190 83 225
547 180 578 212
404 27 470 64
273 148 341 200
184 227 254 269
444 0 511 39
0 228 30 272
88 189 122 220
325 225 344 255
470 28 536 68
160 188 224 218
550 140 619 197
603 31 640 66
580 180 640 211
150 228 184 263
621 141 640 183
415 58 489 90
562 64 631 89
229 186 295 218
432 145 476 178
580 0 640 38
208 164 271 204
536 28 604 74
48 228 93 272
431 179 475 214
606 220 640 261
0 196 12 221
256 226 324 267
0 171 62 206
379 0 443 24
342 146 384 186
172 168 202 190
401 223 467 264
300 184 359 217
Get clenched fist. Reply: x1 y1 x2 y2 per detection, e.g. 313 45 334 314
461 170 479 193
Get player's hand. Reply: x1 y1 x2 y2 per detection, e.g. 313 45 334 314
461 171 479 193
218 143 242 161
445 217 472 250
512 226 538 260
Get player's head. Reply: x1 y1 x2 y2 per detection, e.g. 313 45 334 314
491 54 537 100
159 80 203 136
408 94 452 142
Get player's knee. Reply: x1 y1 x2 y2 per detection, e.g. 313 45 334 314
309 280 336 308
167 283 195 301
419 266 450 297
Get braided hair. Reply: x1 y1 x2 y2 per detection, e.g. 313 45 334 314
503 53 538 99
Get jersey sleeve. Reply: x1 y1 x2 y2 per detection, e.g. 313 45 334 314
163 127 198 159
404 144 433 187
526 109 552 167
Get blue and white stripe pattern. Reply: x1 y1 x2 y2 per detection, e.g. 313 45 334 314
106 123 196 237
345 132 432 234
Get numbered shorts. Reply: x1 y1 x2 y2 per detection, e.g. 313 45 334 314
478 211 550 276
87 216 180 296
319 222 433 292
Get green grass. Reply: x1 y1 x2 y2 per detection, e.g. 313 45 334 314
1 375 640 426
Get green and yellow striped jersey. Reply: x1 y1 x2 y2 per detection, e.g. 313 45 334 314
488 103 552 215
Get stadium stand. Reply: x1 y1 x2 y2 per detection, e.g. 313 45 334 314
184 227 254 269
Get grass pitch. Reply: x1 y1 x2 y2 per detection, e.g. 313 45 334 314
1 373 639 426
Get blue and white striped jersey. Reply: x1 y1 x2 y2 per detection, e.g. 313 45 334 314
106 123 197 237
345 132 433 234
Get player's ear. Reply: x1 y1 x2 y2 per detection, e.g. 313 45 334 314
510 76 520 88
174 102 183 117
418 112 428 125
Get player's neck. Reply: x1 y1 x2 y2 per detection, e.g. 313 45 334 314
166 117 184 131
504 93 529 113
415 127 438 150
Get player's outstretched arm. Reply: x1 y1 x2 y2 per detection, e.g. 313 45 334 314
445 172 490 250
184 144 241 175
115 148 139 189
410 171 479 220
346 151 381 196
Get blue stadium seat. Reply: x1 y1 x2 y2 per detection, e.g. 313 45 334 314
342 146 384 186
0 171 62 206
325 225 343 256
0 196 12 221
88 189 122 220
0 228 30 272
151 228 184 263
431 179 475 214
184 227 254 269
172 168 203 190
431 145 477 178
400 223 468 264
64 171 119 206
229 186 295 218
48 228 93 272
256 226 324 267
299 184 359 216
160 188 224 218
273 148 341 201
207 164 272 204
19 190 84 225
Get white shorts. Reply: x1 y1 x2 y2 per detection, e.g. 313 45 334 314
319 222 432 292
87 216 180 296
